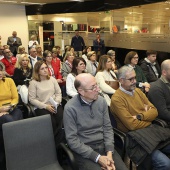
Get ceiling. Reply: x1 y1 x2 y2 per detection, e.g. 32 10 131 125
0 0 92 5
27 0 170 26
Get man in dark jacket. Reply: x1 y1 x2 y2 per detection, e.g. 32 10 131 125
148 59 170 123
140 50 161 83
71 30 85 57
93 34 105 61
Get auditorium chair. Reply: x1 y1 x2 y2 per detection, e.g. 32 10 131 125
2 115 77 170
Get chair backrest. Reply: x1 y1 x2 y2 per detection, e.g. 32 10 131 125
3 115 57 170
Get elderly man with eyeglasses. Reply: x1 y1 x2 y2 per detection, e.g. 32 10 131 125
0 48 17 76
110 66 170 170
64 73 128 170
28 47 42 68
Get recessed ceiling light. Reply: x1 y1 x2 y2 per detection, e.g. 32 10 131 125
165 8 169 10
70 0 84 2
21 1 46 5
0 0 17 3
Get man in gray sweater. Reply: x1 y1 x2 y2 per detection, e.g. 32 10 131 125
63 73 127 170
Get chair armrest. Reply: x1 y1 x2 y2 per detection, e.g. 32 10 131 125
57 142 78 170
27 103 36 117
152 118 169 128
113 128 126 160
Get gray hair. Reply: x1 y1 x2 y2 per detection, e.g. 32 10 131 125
107 50 115 56
117 66 134 79
74 79 82 90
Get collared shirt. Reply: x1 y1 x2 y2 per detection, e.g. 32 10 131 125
128 64 135 69
29 55 37 68
160 75 170 91
80 96 92 105
0 55 4 60
145 58 159 78
119 85 134 96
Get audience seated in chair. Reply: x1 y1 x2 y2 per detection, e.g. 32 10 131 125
0 65 23 170
13 54 32 87
1 48 17 77
61 51 75 78
64 73 128 170
110 66 170 170
124 51 150 93
66 57 86 98
148 59 170 124
86 51 98 76
2 115 77 170
139 50 161 83
28 60 63 146
43 50 66 97
95 55 119 106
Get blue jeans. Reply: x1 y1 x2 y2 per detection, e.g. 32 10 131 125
152 144 170 170
0 107 23 169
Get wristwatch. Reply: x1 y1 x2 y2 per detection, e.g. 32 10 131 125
136 114 142 121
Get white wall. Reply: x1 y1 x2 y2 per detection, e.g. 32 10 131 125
0 4 29 52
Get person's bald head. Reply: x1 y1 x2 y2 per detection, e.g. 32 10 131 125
75 73 95 90
74 73 99 102
161 59 170 83
161 60 170 72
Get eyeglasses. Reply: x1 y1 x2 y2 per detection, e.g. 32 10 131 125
5 51 11 54
123 76 136 83
84 84 99 91
46 56 52 58
132 57 139 59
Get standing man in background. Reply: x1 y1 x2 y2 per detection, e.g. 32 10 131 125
71 30 85 57
93 34 105 61
7 31 22 57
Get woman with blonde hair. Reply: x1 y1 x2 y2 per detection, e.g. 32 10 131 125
16 45 27 59
29 60 63 145
51 48 62 71
35 45 43 58
95 55 119 106
13 54 32 87
61 51 75 78
86 51 98 76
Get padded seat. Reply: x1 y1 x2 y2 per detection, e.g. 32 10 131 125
2 115 63 170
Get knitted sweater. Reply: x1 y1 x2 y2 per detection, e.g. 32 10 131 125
0 78 18 106
110 88 158 132
29 76 61 109
63 95 114 162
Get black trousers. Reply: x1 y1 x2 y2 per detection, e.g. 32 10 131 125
35 105 63 146
73 143 128 170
